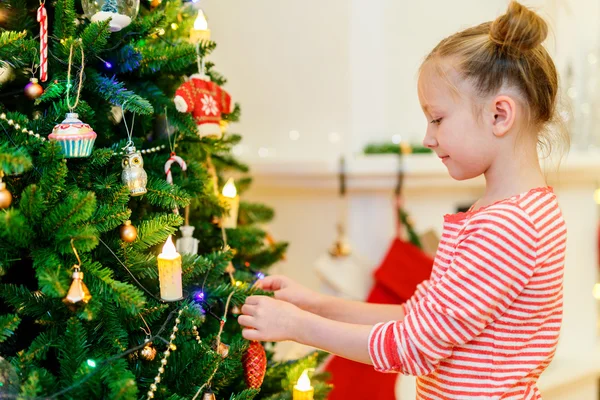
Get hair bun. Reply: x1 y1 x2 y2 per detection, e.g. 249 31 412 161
490 1 548 53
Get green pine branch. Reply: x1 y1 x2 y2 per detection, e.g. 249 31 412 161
0 284 59 321
127 12 167 37
145 177 192 211
0 142 32 175
87 71 154 115
54 0 77 39
18 369 44 399
0 313 21 343
98 304 130 352
19 185 46 222
238 202 275 225
114 45 142 74
21 327 61 363
84 261 146 315
58 318 90 386
230 389 260 400
100 358 138 400
131 213 183 251
42 189 97 238
137 44 197 76
81 20 112 58
0 209 35 248
35 77 67 105
32 250 71 298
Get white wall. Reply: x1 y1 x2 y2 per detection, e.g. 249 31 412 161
201 0 599 160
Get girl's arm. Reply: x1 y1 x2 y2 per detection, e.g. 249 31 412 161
239 295 374 365
315 296 405 325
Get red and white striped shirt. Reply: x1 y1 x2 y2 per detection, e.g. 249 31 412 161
369 187 567 400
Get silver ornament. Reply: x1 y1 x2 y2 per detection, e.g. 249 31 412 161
121 145 147 196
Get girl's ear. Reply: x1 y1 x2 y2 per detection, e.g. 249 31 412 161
490 95 516 137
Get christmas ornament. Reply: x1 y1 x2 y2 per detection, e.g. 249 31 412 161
220 178 239 228
293 370 314 400
164 152 187 214
121 145 148 196
328 222 351 257
49 113 97 158
174 75 233 139
0 62 14 85
24 78 44 99
176 225 198 255
0 356 19 397
190 8 210 43
49 43 97 157
120 106 147 196
157 236 183 302
242 341 267 389
37 2 48 82
0 171 12 209
63 240 92 311
202 389 216 400
81 0 140 32
140 341 157 361
214 341 229 358
120 220 138 242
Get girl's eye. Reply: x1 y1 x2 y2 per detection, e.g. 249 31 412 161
430 118 443 125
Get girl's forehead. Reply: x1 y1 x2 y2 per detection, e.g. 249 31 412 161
418 60 473 106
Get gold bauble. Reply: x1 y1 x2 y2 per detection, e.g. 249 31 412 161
63 269 92 311
140 342 157 361
214 341 229 358
120 220 138 242
24 78 44 100
0 182 12 209
202 390 216 400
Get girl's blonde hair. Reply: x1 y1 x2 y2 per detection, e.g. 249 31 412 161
422 1 569 156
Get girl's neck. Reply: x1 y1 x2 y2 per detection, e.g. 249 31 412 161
478 145 547 209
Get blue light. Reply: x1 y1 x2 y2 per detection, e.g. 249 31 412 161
105 61 113 69
256 272 265 280
194 291 205 301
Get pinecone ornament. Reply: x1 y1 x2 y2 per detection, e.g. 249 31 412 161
242 341 267 389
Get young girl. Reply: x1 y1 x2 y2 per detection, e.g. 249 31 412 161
238 2 568 398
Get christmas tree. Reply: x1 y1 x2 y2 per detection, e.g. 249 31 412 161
0 0 331 398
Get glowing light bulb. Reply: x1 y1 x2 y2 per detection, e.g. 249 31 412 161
222 178 237 198
194 9 208 31
296 370 312 391
161 236 178 258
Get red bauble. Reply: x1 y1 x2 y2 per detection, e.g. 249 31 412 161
24 78 44 99
242 341 267 389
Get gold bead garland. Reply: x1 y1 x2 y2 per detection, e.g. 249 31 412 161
147 307 186 400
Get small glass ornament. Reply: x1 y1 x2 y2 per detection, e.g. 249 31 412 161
121 145 147 196
81 0 140 32
49 113 97 158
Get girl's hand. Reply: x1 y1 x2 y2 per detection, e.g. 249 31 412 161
238 295 306 342
254 275 323 313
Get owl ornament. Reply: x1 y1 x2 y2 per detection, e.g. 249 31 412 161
121 145 147 196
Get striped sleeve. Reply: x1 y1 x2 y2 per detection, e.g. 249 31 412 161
368 206 538 375
403 279 431 315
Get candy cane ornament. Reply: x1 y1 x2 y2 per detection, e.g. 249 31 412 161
37 2 48 82
164 153 187 214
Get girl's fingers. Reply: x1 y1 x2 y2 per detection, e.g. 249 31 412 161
237 315 255 328
242 328 262 341
241 304 256 316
